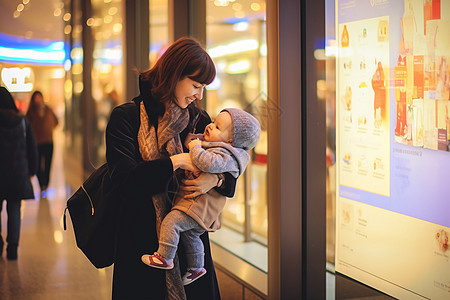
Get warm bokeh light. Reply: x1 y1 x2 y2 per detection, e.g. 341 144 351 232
72 63 83 75
63 13 71 21
64 25 72 35
234 11 245 18
86 18 95 26
54 231 64 244
74 81 84 94
104 15 112 24
250 2 261 11
54 8 62 17
108 7 118 16
113 23 122 33
232 3 242 11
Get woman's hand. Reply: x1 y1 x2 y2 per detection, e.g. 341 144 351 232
170 153 200 173
184 133 204 149
180 172 218 199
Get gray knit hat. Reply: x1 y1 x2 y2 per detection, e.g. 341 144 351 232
221 108 261 150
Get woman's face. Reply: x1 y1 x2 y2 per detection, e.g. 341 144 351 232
34 93 44 107
174 76 205 109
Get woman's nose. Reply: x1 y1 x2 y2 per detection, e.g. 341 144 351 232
195 87 204 100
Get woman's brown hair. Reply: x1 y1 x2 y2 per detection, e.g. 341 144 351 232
27 90 43 114
140 37 216 104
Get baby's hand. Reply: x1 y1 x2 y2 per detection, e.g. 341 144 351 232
188 138 202 150
184 133 204 149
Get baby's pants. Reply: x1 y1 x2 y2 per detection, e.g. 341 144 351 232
158 209 205 269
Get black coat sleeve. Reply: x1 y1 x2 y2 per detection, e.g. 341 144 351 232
105 103 173 200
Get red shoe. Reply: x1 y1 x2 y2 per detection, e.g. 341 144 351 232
182 268 207 285
141 252 174 270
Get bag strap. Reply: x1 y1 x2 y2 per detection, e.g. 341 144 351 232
22 118 26 138
63 207 68 230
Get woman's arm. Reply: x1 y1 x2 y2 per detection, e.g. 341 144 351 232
169 152 200 173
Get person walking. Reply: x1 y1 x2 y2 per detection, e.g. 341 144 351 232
0 86 38 260
26 91 58 197
105 36 237 300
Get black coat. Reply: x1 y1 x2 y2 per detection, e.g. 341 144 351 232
0 109 38 200
106 92 235 299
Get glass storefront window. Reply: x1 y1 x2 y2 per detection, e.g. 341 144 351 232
149 0 169 67
325 0 337 267
89 0 124 166
65 0 83 164
206 0 268 262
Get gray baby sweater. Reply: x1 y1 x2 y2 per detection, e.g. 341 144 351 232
189 141 250 178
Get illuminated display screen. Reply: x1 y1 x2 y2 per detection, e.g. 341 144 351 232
335 0 450 299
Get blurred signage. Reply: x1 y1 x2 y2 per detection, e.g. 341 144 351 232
1 67 34 92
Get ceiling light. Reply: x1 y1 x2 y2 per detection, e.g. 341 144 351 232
232 21 249 32
208 39 259 58
226 60 251 74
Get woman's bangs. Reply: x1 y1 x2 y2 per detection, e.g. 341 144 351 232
188 54 216 85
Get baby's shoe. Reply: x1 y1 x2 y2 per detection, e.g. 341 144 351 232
141 252 174 270
182 268 207 285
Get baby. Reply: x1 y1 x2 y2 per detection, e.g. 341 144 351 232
141 108 261 285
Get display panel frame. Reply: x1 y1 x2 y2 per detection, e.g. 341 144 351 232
335 1 450 299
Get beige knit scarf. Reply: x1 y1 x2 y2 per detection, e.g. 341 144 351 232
137 101 189 300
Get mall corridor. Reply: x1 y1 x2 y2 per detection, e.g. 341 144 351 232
0 128 114 300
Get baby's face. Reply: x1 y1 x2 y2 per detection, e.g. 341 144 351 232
204 111 233 143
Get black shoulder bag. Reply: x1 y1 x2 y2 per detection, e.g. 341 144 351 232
63 163 118 268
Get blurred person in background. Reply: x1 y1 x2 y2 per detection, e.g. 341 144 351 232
26 91 58 198
0 86 38 260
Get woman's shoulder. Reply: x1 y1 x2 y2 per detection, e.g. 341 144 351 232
111 101 138 118
107 101 139 131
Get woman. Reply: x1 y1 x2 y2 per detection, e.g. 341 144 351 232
105 37 236 299
0 86 38 260
26 90 59 196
